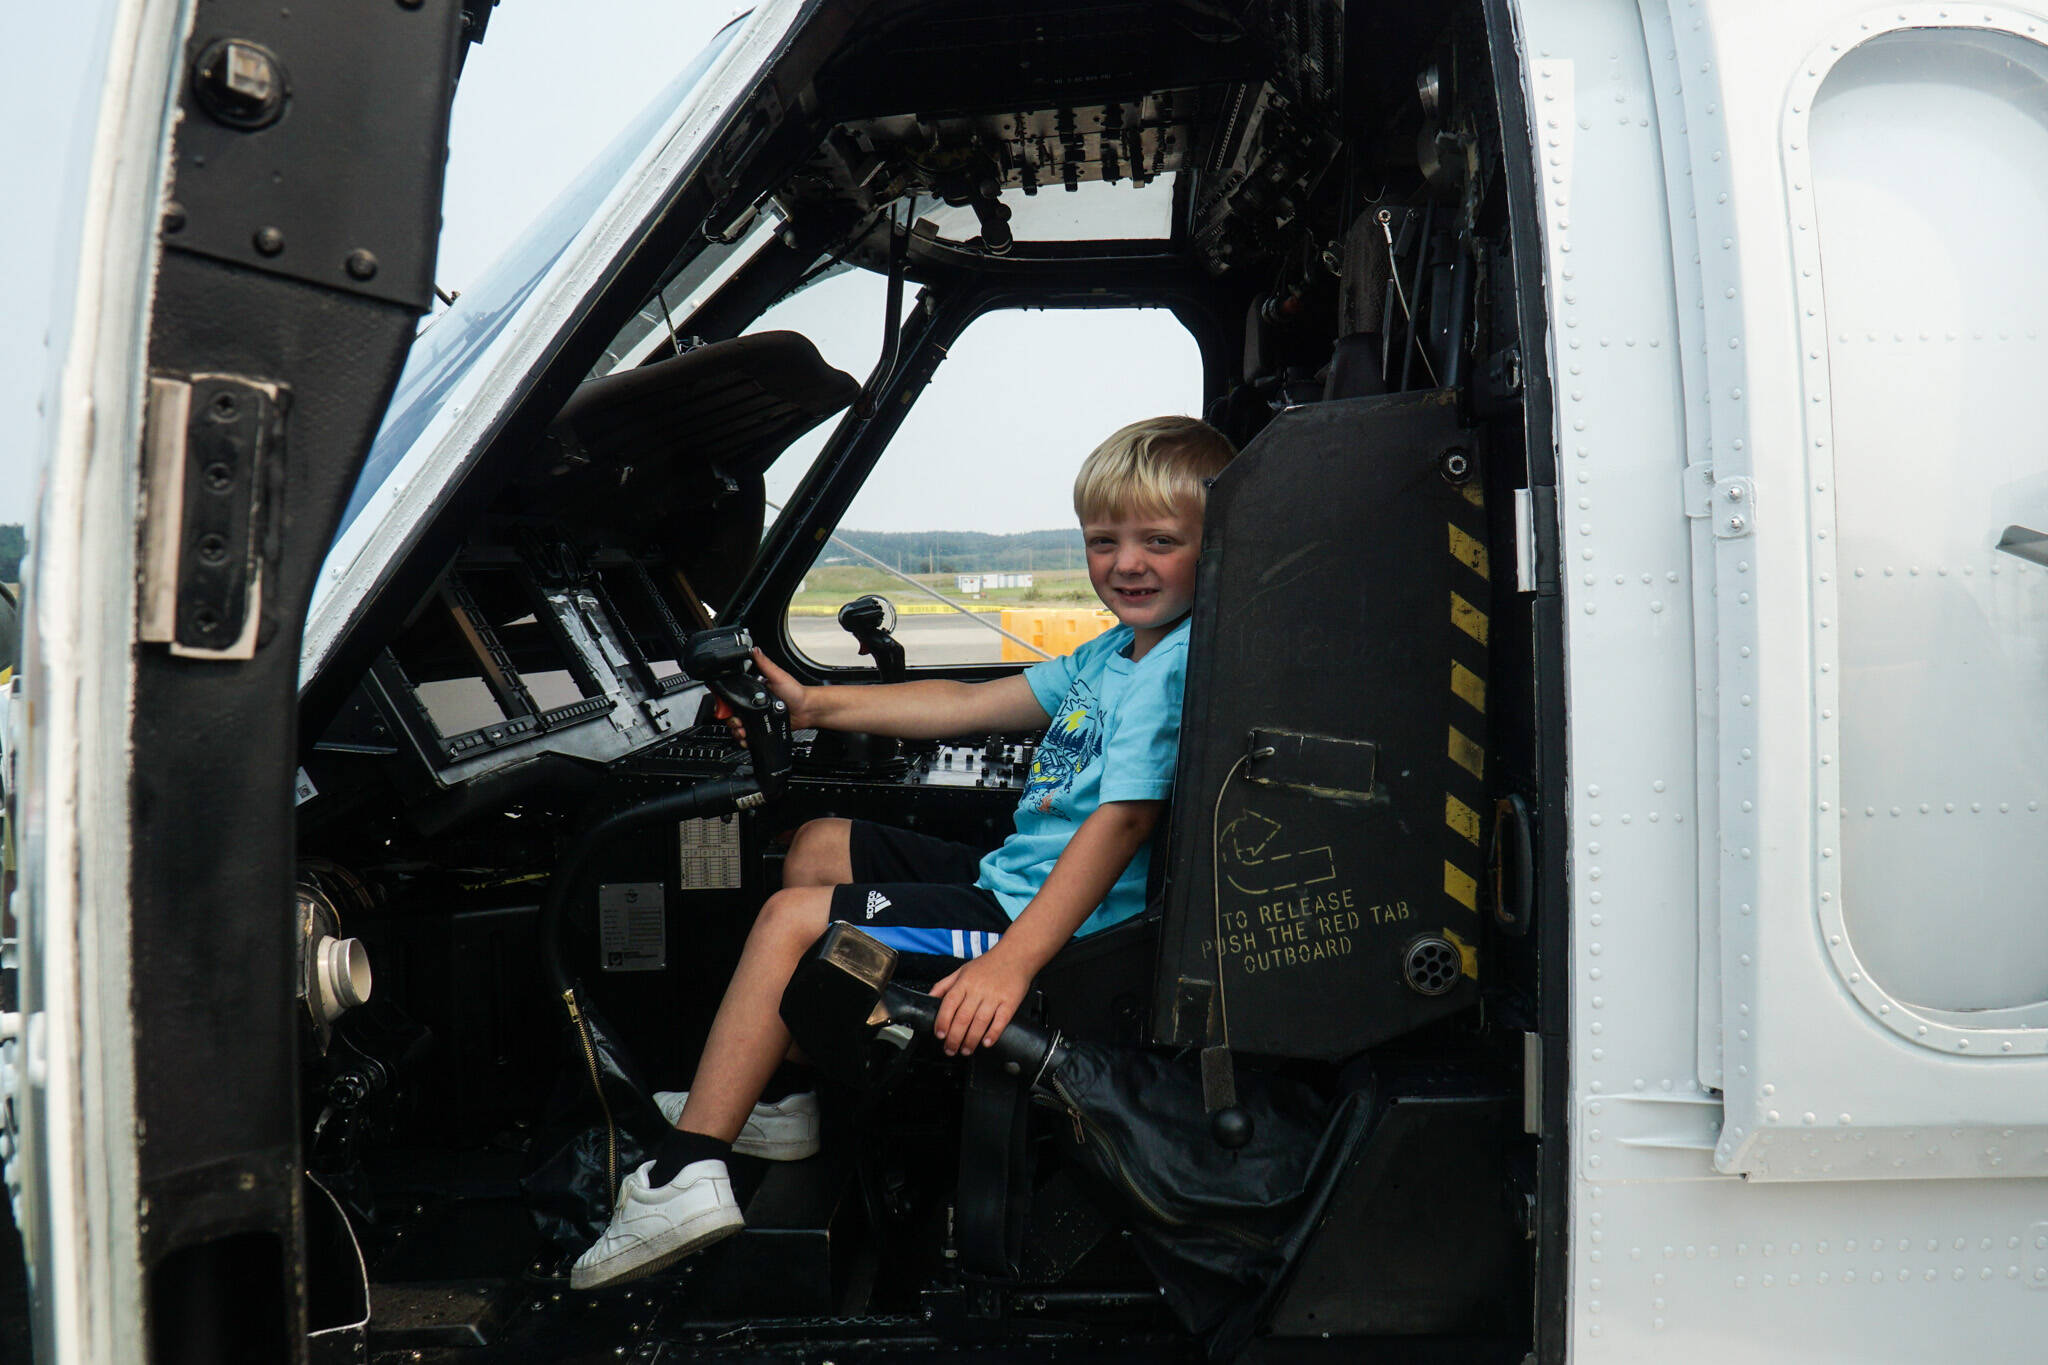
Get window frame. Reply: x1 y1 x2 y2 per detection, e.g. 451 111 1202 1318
717 272 1234 683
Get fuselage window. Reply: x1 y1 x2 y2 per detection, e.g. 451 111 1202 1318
1811 28 2048 1017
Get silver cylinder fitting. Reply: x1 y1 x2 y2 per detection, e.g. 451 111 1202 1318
311 936 373 1024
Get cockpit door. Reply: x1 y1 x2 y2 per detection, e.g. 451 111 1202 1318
11 3 462 1360
1668 5 2048 1177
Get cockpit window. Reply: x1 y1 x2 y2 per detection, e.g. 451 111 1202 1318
775 306 1202 670
331 16 747 542
590 211 788 378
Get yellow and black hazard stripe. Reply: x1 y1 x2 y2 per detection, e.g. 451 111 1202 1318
1441 487 1488 982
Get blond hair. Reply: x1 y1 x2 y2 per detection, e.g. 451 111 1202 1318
1072 416 1237 524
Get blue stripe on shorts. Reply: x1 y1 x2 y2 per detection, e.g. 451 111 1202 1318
863 926 1002 959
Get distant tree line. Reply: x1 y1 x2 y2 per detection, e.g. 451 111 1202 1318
0 524 23 582
828 526 1084 575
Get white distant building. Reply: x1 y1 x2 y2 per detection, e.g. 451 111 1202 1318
955 572 1033 594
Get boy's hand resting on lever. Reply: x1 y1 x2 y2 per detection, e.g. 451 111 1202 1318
929 945 1037 1057
927 800 1164 1057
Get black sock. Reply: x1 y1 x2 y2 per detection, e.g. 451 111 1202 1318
759 1063 812 1103
647 1128 732 1186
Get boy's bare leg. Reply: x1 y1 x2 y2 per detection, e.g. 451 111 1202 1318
677 885 833 1142
669 815 846 1131
783 817 854 888
765 818 850 1075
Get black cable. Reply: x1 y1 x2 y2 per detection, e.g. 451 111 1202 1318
538 777 762 1001
537 775 766 1205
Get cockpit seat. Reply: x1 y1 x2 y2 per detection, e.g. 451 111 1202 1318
1029 911 1157 1048
516 331 858 606
545 330 856 484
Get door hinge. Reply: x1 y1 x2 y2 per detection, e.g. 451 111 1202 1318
139 373 288 660
1513 486 1558 593
1513 489 1536 590
1684 464 1754 539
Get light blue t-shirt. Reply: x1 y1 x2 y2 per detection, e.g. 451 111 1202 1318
975 618 1190 936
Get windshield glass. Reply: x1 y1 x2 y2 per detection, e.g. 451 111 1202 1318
331 16 745 539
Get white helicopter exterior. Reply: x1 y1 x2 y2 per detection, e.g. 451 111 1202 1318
9 0 2048 1361
1524 2 2048 1357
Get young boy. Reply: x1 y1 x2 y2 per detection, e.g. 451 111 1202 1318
570 415 1237 1290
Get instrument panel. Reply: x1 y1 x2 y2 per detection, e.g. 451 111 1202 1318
905 740 1035 790
625 724 1036 794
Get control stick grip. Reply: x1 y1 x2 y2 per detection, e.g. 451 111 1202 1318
681 625 757 678
683 626 792 799
837 594 906 682
852 629 907 683
708 674 792 800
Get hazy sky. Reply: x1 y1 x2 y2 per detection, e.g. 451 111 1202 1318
0 8 110 529
754 279 1200 535
2 3 1196 541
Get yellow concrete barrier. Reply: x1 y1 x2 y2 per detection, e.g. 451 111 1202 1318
1000 607 1118 662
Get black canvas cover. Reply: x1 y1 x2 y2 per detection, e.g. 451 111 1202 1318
1154 391 1489 1058
1040 1046 1374 1360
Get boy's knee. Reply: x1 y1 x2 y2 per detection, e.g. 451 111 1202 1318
784 818 854 888
754 885 832 949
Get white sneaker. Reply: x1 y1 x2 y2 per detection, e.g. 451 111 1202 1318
569 1158 743 1291
653 1090 821 1161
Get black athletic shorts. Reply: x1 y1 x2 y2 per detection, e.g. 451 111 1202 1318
828 821 1011 971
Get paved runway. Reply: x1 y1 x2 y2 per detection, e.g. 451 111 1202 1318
787 612 1037 667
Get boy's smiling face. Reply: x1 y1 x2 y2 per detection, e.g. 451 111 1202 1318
1083 499 1203 655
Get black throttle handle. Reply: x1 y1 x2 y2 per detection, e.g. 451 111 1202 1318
869 981 1064 1082
781 923 1064 1087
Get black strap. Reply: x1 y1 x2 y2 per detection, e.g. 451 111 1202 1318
957 1047 1033 1277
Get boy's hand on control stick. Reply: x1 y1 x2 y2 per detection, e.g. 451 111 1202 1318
725 649 813 743
753 649 813 724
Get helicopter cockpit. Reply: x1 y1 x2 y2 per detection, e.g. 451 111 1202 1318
286 3 1553 1359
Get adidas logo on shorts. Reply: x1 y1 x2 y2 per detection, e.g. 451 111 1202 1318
864 890 892 920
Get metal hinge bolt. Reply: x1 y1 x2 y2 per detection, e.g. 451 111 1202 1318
1711 477 1756 538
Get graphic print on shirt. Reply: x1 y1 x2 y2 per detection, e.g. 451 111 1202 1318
1024 677 1104 818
